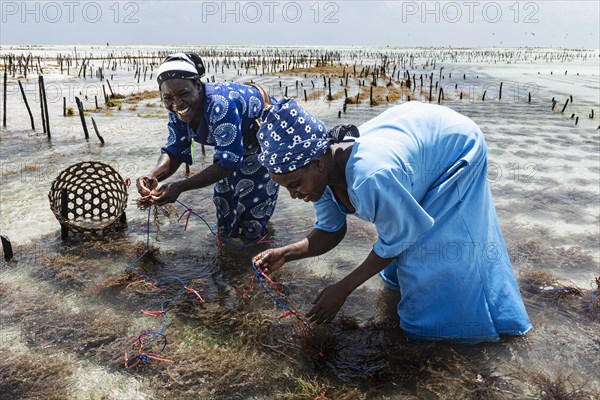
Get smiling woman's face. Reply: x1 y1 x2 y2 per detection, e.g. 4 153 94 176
269 158 328 203
160 79 202 124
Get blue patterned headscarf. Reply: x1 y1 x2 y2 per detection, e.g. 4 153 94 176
257 98 329 174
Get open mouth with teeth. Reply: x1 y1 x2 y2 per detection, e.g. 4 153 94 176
175 106 192 118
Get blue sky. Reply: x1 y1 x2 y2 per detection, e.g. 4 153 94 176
1 1 598 48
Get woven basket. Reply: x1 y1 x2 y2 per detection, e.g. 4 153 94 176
48 161 128 234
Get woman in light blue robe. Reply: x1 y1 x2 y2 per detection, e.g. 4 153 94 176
253 99 531 343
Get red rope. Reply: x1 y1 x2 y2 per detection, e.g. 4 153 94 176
140 310 164 316
243 274 257 298
256 268 284 296
215 233 222 252
144 353 174 363
177 208 193 232
313 390 329 400
124 334 174 369
255 234 277 244
244 266 310 329
291 227 312 234
184 286 205 302
276 310 295 320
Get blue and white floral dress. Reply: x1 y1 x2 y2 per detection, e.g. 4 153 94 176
161 82 279 241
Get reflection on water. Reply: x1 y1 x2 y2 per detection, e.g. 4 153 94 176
1 46 599 398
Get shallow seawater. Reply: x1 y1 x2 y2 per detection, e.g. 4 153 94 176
1 46 599 399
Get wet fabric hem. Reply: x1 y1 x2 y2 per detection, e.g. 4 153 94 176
401 323 533 344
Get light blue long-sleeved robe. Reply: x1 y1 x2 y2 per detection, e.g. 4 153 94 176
314 102 531 343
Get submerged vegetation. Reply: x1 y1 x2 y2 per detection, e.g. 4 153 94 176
1 231 598 399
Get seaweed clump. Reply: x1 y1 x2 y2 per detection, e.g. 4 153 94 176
515 368 600 400
519 271 582 300
132 241 161 266
297 325 338 369
150 346 273 399
35 253 89 289
418 352 512 400
0 349 74 400
135 202 180 239
276 375 367 400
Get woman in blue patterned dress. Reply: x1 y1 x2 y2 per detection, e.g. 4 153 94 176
136 53 279 243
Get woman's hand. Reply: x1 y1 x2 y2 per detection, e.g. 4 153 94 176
307 283 350 324
252 248 287 273
136 175 158 196
148 182 183 206
307 251 395 324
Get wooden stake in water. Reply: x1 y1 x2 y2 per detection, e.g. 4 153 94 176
38 76 47 135
91 117 105 145
429 73 433 102
18 80 35 130
106 80 114 97
40 76 50 136
1 235 13 262
3 69 7 127
75 96 89 140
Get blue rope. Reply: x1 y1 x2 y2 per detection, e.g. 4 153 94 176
124 208 202 354
251 260 309 328
125 249 154 283
138 331 168 352
175 200 268 248
124 203 308 362
589 289 599 311
146 207 151 247
163 203 310 327
338 340 370 374
177 200 254 247
170 202 312 328
123 209 161 284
